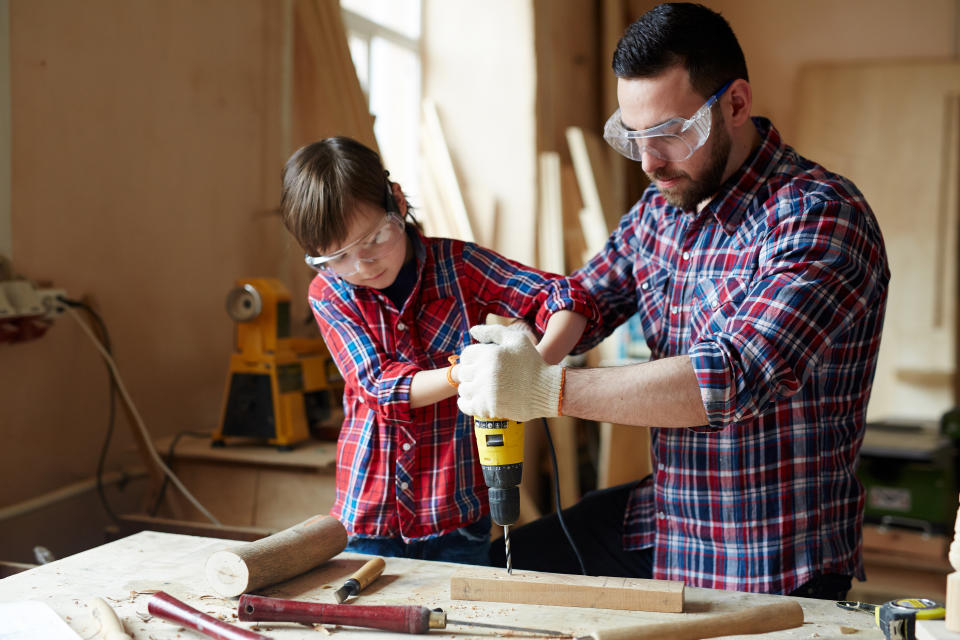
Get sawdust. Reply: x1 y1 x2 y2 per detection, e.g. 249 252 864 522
839 626 860 634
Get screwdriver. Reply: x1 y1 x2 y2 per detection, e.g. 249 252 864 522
333 556 386 603
238 594 568 636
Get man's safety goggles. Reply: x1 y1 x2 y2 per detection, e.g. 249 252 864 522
603 80 733 163
305 212 405 277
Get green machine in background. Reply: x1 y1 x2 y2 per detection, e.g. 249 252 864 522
858 408 960 534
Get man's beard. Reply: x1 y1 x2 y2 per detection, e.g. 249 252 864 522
647 118 732 211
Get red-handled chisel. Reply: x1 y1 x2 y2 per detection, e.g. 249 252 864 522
148 591 271 640
237 594 568 636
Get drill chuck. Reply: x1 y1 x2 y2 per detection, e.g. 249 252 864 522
485 471 522 525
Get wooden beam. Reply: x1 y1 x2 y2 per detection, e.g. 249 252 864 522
450 566 684 612
567 126 619 237
561 164 590 271
537 151 565 273
421 99 475 242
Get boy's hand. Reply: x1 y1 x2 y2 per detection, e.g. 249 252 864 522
456 324 563 422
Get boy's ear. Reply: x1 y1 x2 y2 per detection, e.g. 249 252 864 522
391 182 408 216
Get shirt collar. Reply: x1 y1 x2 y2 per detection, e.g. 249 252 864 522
702 116 784 234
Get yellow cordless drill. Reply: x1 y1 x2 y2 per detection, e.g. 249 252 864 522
473 417 524 574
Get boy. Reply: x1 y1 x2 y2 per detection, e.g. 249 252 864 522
280 136 597 563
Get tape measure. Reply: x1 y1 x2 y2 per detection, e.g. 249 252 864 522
837 598 945 640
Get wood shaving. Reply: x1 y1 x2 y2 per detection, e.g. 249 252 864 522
839 627 859 634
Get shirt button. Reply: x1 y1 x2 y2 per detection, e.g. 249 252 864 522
402 442 411 452
399 481 409 490
682 251 690 260
397 322 407 331
641 282 650 290
657 511 666 519
671 305 679 314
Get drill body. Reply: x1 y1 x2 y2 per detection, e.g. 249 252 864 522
473 417 524 571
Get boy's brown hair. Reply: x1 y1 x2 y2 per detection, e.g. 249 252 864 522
281 137 391 256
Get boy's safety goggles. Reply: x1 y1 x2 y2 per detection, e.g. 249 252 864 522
603 80 732 163
305 212 405 277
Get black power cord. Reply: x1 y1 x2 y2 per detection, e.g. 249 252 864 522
59 296 120 525
149 430 211 516
541 417 587 575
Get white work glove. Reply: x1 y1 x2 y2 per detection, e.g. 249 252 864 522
456 324 564 423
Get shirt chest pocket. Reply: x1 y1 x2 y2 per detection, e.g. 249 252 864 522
415 296 466 362
690 277 748 343
635 266 670 351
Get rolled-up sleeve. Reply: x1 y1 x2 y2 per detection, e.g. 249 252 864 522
460 244 600 336
690 197 889 429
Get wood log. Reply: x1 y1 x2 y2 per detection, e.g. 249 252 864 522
586 600 804 640
205 514 346 597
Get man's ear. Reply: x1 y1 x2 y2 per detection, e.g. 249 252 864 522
725 78 753 127
391 181 408 216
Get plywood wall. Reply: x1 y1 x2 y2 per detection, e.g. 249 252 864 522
4 1 286 539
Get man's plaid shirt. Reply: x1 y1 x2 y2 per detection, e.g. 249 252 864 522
572 117 889 594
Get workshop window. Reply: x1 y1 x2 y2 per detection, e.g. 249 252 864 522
341 0 422 206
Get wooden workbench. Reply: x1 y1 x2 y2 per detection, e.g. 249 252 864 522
0 531 882 639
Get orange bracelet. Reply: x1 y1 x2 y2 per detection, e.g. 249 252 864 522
557 367 566 416
446 355 460 388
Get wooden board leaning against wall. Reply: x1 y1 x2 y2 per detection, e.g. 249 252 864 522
794 61 960 423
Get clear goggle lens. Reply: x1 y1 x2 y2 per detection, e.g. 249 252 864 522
603 80 731 163
305 212 405 277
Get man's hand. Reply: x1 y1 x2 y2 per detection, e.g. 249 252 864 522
456 324 564 422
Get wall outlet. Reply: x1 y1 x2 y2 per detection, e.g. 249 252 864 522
1 281 44 317
35 288 67 319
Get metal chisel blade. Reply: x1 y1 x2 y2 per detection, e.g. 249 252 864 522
447 618 570 637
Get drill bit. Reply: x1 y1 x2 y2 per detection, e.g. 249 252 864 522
504 524 512 574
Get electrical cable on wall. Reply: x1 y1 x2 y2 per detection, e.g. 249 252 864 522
60 297 121 525
61 301 221 525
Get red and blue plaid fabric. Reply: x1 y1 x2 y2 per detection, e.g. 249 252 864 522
572 118 889 594
311 230 598 541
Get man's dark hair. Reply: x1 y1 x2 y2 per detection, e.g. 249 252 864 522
612 3 748 98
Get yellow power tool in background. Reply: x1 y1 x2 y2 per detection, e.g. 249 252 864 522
473 417 524 573
213 278 344 450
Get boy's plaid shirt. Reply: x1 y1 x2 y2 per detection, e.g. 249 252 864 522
311 231 598 541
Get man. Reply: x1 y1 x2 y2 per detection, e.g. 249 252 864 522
455 2 889 598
